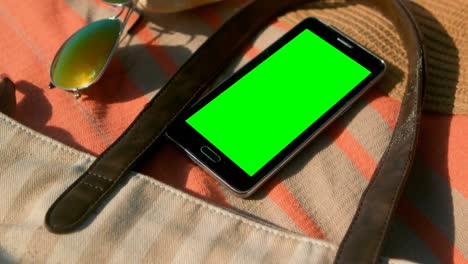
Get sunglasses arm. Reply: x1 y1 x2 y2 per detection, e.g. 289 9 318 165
127 9 143 35
117 3 143 37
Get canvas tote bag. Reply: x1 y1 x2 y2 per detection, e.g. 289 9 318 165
0 0 425 263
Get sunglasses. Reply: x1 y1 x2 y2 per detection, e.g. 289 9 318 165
49 0 142 99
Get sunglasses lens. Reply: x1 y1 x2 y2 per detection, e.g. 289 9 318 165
50 19 121 89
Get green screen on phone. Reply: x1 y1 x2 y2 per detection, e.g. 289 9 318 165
186 29 371 176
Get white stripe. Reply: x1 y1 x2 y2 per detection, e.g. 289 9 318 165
1 157 88 260
229 229 273 264
2 185 60 258
254 25 287 49
171 210 229 264
342 100 393 159
288 242 311 264
108 191 183 264
0 122 32 217
45 174 141 264
0 156 48 219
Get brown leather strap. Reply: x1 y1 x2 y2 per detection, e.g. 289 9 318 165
334 0 425 263
45 0 425 263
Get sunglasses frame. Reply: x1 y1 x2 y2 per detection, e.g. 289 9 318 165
49 0 139 99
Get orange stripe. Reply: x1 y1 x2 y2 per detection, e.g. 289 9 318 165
244 44 262 59
419 114 468 198
265 179 326 239
184 167 231 208
327 124 376 179
329 112 465 263
94 0 110 8
398 197 467 264
328 110 465 261
272 20 292 31
133 26 179 76
1 0 148 154
138 144 230 207
2 0 85 59
364 89 401 129
0 1 109 154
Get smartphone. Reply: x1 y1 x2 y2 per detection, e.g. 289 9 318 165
166 18 386 197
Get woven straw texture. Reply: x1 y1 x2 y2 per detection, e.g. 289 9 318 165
277 0 467 114
137 0 468 114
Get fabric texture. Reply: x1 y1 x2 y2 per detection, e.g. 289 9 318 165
0 112 337 263
0 0 466 263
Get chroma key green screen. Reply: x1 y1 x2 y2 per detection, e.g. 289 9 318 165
186 29 371 176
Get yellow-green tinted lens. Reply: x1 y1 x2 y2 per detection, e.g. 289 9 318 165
102 0 130 4
51 19 121 89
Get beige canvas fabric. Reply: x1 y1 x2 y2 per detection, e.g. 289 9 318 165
0 112 334 263
0 112 418 263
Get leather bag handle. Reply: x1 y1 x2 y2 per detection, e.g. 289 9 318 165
45 0 425 263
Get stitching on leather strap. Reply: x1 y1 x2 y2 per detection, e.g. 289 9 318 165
82 182 104 192
89 172 114 183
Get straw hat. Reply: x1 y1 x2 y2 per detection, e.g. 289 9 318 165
136 0 223 13
138 0 467 114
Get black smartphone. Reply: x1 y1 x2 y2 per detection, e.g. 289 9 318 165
166 18 386 197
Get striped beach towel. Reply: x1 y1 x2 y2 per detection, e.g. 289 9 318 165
0 0 466 263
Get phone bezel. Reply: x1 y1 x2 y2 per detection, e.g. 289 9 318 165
166 17 386 197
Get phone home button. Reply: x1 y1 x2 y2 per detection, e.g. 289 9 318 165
200 146 221 163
